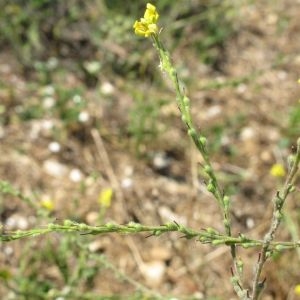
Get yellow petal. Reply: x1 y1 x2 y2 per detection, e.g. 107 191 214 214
133 3 160 38
41 199 55 211
98 188 113 208
270 163 286 177
144 3 159 23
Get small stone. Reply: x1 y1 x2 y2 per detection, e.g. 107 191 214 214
152 152 170 170
48 141 61 153
121 178 133 189
206 105 221 119
86 211 99 225
4 246 13 256
43 159 68 178
84 61 101 74
69 168 83 182
236 84 247 94
100 81 114 95
5 214 29 230
246 217 255 229
41 119 54 131
240 127 256 141
43 97 55 109
124 166 134 176
141 260 165 286
47 57 58 69
78 111 90 123
88 240 105 253
277 71 287 80
266 13 278 25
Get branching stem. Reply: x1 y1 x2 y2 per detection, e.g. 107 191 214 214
251 139 300 299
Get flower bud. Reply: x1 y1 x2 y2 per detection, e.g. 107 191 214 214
199 136 207 147
183 96 190 107
188 128 197 139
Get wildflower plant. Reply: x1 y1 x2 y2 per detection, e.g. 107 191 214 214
131 3 300 299
0 3 300 300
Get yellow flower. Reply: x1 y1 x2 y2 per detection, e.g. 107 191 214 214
133 21 158 37
144 3 159 24
295 284 300 296
133 3 159 37
270 163 286 177
40 198 55 211
98 188 113 208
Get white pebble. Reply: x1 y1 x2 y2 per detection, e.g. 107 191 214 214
69 168 83 182
48 141 61 153
4 246 13 256
88 240 104 252
43 159 68 178
236 84 247 94
100 81 114 95
205 105 222 119
277 71 287 80
78 111 90 123
240 127 256 141
153 152 170 170
5 214 29 230
47 57 58 69
41 120 54 131
246 217 255 229
121 178 133 189
141 260 165 285
43 97 55 109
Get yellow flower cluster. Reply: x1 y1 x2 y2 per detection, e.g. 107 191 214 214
270 163 286 177
133 3 159 37
98 187 113 208
40 198 55 211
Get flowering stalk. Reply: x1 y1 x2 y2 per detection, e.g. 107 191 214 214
133 2 245 296
133 4 300 299
2 219 300 251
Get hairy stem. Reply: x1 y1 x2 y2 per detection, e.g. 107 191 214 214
251 139 300 300
151 33 247 294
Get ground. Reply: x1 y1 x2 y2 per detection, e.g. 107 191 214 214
0 1 300 299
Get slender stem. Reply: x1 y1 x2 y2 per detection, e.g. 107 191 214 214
251 139 300 300
151 33 246 294
2 220 300 250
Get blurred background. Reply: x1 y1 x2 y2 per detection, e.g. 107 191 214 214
0 0 300 299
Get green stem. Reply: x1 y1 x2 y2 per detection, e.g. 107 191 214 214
2 221 300 251
251 138 300 300
151 33 245 294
